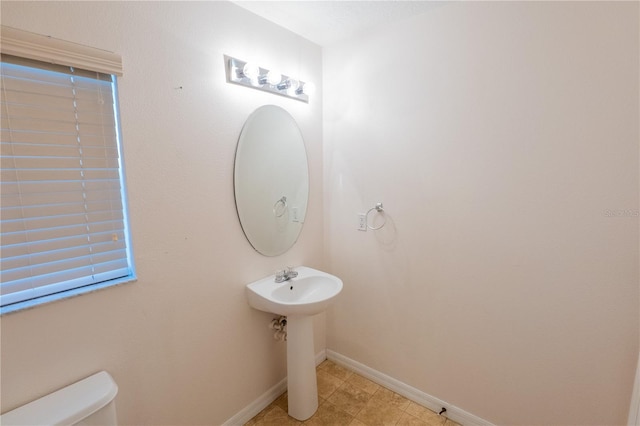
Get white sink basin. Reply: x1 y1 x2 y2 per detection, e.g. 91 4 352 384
246 266 343 316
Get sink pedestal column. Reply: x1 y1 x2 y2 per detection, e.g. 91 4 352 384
286 314 318 421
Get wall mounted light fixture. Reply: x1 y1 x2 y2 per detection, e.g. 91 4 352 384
224 55 314 103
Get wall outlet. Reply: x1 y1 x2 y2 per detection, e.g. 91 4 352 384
358 214 367 231
292 207 299 222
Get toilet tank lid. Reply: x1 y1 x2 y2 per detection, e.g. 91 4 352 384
0 371 118 426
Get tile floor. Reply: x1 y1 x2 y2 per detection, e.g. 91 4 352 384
245 360 461 426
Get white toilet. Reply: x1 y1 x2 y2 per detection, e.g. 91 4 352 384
0 371 118 425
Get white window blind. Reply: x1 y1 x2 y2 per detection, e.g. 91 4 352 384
1 52 133 309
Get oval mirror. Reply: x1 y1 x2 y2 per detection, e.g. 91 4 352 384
234 105 309 256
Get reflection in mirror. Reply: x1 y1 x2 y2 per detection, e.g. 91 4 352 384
234 105 309 256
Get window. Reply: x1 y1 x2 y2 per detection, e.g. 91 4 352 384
0 27 134 313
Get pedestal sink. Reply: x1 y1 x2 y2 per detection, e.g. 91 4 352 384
245 266 343 420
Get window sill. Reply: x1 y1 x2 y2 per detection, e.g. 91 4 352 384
0 275 137 316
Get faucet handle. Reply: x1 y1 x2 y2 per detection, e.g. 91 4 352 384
286 266 298 278
275 270 286 282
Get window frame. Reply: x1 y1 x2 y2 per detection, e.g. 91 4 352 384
0 26 135 314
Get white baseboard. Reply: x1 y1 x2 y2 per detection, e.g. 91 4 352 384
223 348 492 426
223 349 327 425
326 349 493 426
316 348 327 366
222 376 287 426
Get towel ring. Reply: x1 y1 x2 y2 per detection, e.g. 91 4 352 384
366 202 386 230
273 196 287 217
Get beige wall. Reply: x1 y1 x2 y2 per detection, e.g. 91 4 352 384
0 2 323 424
323 2 639 425
1 1 639 425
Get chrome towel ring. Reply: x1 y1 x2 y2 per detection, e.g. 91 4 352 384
273 196 287 217
366 202 386 230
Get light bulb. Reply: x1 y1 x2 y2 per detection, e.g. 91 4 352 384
287 78 299 95
267 70 281 85
302 81 316 96
242 63 260 83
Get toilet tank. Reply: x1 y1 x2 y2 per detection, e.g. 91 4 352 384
0 371 118 426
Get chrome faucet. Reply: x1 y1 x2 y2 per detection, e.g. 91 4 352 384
275 266 298 283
